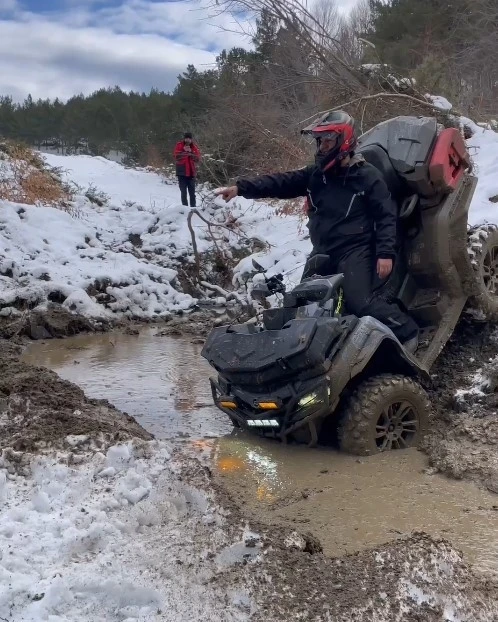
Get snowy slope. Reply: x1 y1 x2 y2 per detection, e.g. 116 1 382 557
0 150 309 320
462 118 498 225
0 118 497 321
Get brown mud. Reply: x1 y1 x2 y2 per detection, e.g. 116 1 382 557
424 318 498 490
0 305 111 341
10 302 498 490
0 337 151 453
0 301 226 343
180 455 498 622
212 438 498 575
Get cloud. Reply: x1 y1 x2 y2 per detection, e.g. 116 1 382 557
0 0 357 102
0 19 220 101
0 1 252 101
0 0 18 12
335 0 361 13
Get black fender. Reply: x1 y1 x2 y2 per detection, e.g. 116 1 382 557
327 316 429 407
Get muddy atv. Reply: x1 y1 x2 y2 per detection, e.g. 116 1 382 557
201 116 498 455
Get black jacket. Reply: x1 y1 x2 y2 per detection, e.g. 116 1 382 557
236 157 397 261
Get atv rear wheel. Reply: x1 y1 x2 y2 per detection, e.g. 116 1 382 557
338 374 430 456
468 224 498 320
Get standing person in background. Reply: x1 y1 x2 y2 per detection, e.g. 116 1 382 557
173 132 201 207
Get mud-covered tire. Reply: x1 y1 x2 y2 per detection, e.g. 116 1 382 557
338 374 430 456
467 224 498 320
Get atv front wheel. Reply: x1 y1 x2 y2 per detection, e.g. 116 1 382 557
338 374 430 456
468 224 498 320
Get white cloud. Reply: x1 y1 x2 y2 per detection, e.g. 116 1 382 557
93 0 253 50
0 0 252 101
0 17 218 101
0 0 357 102
335 0 361 13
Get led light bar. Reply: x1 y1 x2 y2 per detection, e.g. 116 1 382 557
246 419 279 427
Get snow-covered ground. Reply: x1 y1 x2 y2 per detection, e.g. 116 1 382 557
0 152 306 319
2 438 498 622
463 117 498 224
0 439 258 621
0 109 497 322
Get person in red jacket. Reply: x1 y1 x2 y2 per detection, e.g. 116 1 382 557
173 132 201 207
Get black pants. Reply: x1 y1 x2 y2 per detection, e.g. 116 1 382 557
178 176 196 207
302 245 419 343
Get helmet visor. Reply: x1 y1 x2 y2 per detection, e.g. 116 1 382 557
312 130 340 140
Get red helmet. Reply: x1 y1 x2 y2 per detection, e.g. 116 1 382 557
301 110 357 172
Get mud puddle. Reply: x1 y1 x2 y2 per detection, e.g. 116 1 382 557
21 328 231 441
212 436 498 576
23 329 498 577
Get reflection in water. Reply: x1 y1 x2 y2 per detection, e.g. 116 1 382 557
214 436 498 576
22 328 231 441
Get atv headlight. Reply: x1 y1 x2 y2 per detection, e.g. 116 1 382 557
298 391 323 408
247 419 279 427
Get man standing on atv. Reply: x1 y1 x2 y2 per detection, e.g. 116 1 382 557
215 111 419 352
174 132 201 207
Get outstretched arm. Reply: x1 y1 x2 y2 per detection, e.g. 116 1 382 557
237 167 312 199
216 167 312 202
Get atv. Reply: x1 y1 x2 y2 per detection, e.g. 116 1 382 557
201 116 498 455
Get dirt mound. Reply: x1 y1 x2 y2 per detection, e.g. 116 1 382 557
0 339 151 453
245 532 498 622
424 318 498 489
154 306 251 341
0 305 112 341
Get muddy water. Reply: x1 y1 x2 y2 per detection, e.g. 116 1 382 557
22 328 231 440
23 329 498 576
213 437 498 575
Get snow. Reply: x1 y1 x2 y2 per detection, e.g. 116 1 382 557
0 196 194 319
49 155 175 210
426 94 453 111
0 150 312 319
459 117 498 225
454 354 498 404
0 103 496 320
0 440 255 621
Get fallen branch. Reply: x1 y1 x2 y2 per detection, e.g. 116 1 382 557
187 208 246 283
200 280 230 297
299 92 464 126
201 280 248 306
186 210 201 274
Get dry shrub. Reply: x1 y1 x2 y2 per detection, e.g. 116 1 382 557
0 142 46 170
144 144 165 170
0 143 71 209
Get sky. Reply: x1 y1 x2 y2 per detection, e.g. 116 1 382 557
0 0 359 102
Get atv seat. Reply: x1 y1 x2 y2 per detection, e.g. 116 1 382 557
358 144 405 201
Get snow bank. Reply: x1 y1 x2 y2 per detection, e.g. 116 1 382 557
0 112 496 321
426 94 453 111
461 117 498 225
0 440 255 621
0 200 194 319
0 150 312 319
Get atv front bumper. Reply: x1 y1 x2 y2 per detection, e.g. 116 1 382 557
209 375 334 444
